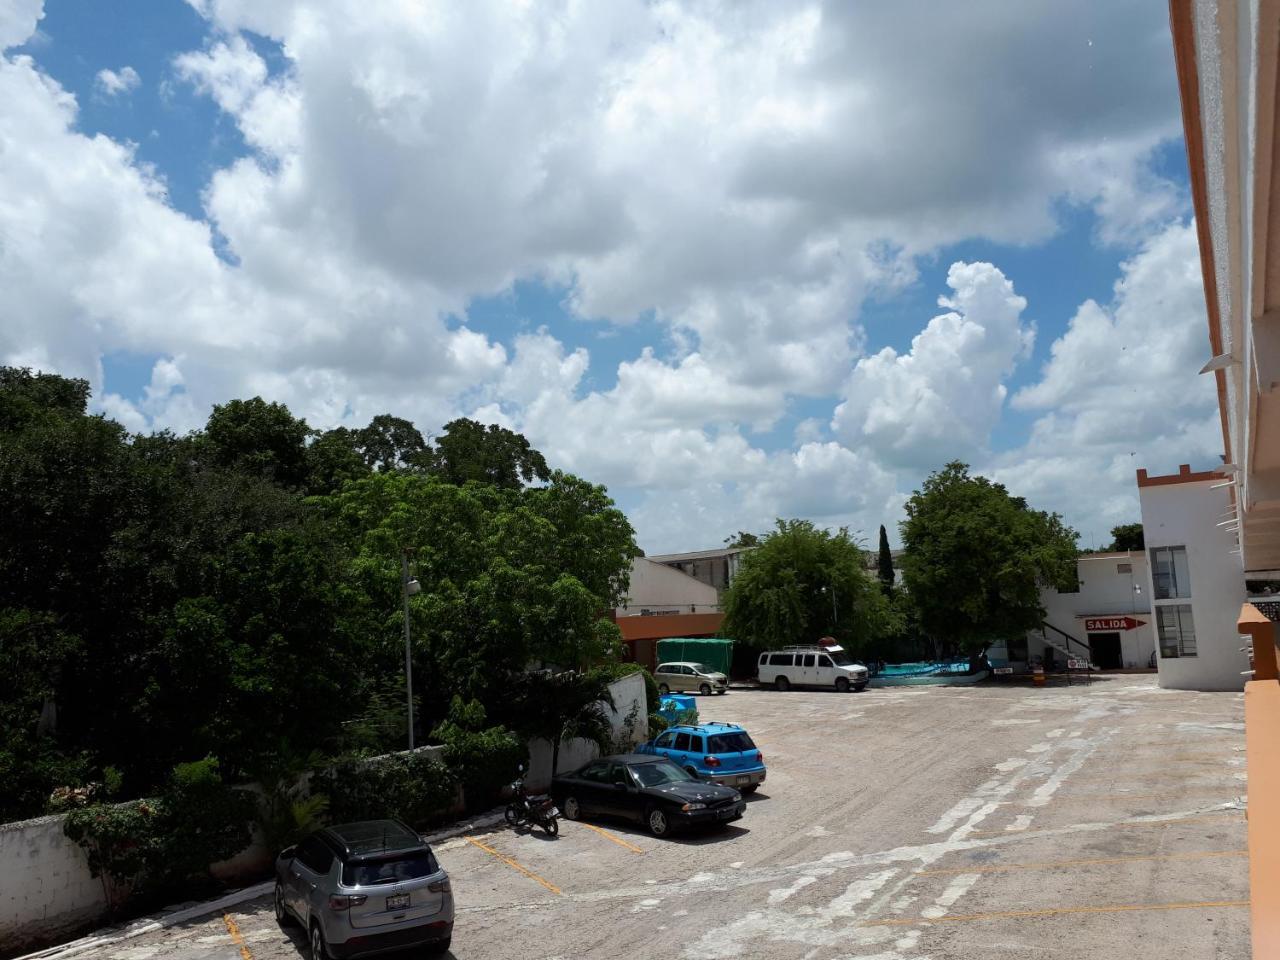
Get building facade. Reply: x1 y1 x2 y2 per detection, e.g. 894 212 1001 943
612 557 724 670
645 546 752 596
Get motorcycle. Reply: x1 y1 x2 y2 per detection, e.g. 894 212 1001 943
504 764 560 837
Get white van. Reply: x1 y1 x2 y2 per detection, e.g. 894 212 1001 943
757 645 869 692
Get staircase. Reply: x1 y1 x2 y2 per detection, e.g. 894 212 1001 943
1039 622 1097 682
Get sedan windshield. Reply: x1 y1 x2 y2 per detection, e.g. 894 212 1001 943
631 760 696 787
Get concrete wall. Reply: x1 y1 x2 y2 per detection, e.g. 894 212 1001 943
0 813 108 950
523 671 648 791
615 558 720 617
1139 477 1249 691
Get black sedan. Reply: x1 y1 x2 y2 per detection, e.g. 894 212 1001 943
550 754 746 837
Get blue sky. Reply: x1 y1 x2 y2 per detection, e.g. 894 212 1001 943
0 1 1221 551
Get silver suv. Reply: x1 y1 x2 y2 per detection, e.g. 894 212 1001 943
274 820 454 958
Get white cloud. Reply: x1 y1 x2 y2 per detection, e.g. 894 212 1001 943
0 0 41 50
94 66 140 98
832 262 1033 468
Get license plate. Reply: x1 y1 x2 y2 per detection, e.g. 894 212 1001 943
386 893 410 911
547 807 559 817
735 776 749 785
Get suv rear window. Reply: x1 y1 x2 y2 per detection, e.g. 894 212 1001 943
708 731 756 752
343 850 439 886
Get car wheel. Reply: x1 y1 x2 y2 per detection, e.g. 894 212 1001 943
273 883 291 927
835 677 850 693
646 806 671 838
427 937 452 955
658 683 670 695
563 796 581 821
699 683 712 695
309 922 328 960
775 675 790 691
742 784 759 794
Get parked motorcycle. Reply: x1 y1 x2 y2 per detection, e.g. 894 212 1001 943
505 764 560 836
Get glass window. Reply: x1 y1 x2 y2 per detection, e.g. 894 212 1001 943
818 655 834 667
687 734 704 752
802 654 816 667
708 731 756 752
343 851 438 886
631 761 695 787
1151 547 1191 599
1157 604 1197 658
609 764 634 785
297 837 334 875
580 761 611 782
769 654 793 666
654 732 674 748
673 732 691 751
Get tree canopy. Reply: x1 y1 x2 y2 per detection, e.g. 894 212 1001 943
721 519 894 656
1109 523 1144 551
899 462 1079 656
0 366 636 821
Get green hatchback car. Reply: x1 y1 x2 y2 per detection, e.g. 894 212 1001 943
654 661 728 696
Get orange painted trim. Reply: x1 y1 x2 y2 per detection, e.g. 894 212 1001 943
1246 677 1280 957
614 612 724 642
1240 601 1278 682
1135 463 1228 487
1168 0 1233 459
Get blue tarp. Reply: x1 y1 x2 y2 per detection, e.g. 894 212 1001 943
658 694 697 720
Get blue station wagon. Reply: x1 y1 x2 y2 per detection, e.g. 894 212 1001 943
636 722 766 793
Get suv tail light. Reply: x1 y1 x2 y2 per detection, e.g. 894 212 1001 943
704 755 721 767
427 878 451 894
328 894 367 910
755 751 763 763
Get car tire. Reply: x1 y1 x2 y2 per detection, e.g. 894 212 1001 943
658 683 670 695
835 677 850 693
427 937 452 955
562 796 581 821
775 675 790 691
646 806 671 838
684 766 700 779
742 784 759 794
699 683 712 695
309 922 328 960
273 883 291 927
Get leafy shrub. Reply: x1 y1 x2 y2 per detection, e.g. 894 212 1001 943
64 801 164 911
431 698 525 812
313 750 458 829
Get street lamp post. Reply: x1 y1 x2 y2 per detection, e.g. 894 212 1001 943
401 550 421 750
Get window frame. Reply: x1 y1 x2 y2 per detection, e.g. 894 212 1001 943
1150 546 1192 600
1156 603 1197 658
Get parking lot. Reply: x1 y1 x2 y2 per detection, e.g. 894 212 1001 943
65 677 1249 960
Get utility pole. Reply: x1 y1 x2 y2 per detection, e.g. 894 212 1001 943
401 550 419 750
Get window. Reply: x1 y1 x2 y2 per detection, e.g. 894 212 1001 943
818 655 834 668
1116 562 1132 574
296 837 334 875
673 732 691 751
580 761 612 783
802 654 816 667
632 761 695 787
343 851 439 886
1151 546 1191 599
1157 604 1197 657
654 732 675 748
609 764 634 786
708 731 756 752
769 654 794 666
687 734 704 752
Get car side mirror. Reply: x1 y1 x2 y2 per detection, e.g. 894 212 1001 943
280 845 296 860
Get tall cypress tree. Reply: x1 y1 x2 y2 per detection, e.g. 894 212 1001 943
877 525 894 594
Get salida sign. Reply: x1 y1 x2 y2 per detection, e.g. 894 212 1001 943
1084 616 1147 632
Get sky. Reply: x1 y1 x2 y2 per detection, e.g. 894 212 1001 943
0 0 1224 553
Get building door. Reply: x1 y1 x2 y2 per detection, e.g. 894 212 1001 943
1088 632 1122 670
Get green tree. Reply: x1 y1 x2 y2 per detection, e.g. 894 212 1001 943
516 671 616 778
723 531 760 548
721 519 894 656
356 414 429 472
428 418 549 488
204 397 312 488
306 427 370 494
1109 523 1144 551
876 525 894 595
899 462 1079 658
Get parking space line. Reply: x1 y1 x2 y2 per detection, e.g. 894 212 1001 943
1003 790 1238 805
577 822 645 854
464 836 562 895
966 812 1245 838
917 849 1247 876
863 899 1250 927
221 913 253 960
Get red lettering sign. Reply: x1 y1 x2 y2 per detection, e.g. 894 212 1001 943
1084 616 1147 632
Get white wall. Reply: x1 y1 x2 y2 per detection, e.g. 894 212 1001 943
615 557 720 617
0 814 108 950
1139 478 1249 691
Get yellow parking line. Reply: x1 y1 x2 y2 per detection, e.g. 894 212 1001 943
221 913 253 960
578 821 645 854
464 836 562 895
966 812 1244 838
863 899 1250 927
918 849 1247 876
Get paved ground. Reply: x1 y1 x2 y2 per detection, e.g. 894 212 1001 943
69 676 1249 960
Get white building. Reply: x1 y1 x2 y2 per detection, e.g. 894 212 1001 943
1136 465 1249 691
645 546 752 597
614 557 720 618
